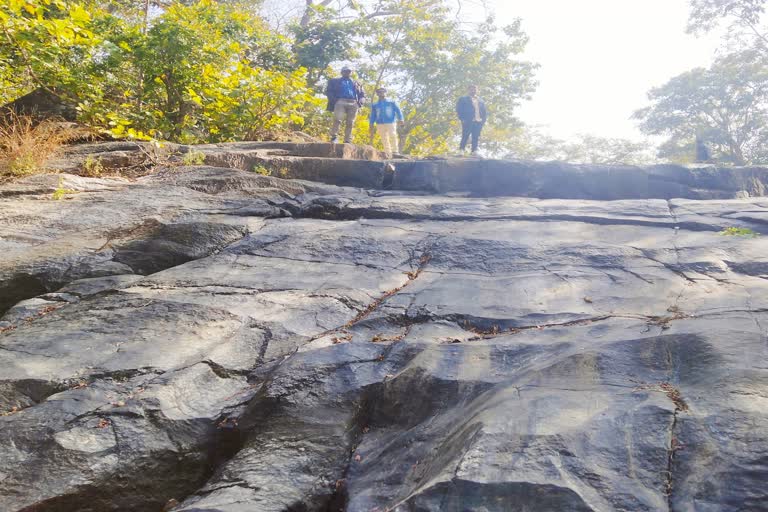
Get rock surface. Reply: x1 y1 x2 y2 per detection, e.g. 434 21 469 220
41 140 768 199
1 143 768 511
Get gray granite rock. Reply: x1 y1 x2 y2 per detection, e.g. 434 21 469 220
1 145 768 511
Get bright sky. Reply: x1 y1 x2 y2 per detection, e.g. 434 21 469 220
487 0 723 141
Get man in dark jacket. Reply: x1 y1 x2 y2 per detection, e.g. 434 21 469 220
325 66 366 143
456 85 487 155
695 134 711 162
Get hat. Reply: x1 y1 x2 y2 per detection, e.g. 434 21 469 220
341 65 352 71
375 87 387 93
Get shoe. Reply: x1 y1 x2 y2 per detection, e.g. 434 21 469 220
343 139 352 144
330 137 338 143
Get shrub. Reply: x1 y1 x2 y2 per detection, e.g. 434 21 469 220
252 164 272 176
81 154 104 177
52 177 77 200
0 113 85 180
182 150 206 166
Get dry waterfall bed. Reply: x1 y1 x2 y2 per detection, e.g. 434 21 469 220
1 144 767 511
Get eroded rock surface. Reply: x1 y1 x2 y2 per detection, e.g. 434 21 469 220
1 146 768 511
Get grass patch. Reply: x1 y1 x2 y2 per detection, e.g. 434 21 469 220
52 177 78 200
719 227 759 237
0 112 88 180
182 149 206 166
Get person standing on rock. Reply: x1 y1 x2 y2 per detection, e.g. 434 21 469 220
695 134 711 163
456 84 487 155
325 66 366 144
369 87 404 157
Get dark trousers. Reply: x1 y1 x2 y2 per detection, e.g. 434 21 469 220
460 121 483 151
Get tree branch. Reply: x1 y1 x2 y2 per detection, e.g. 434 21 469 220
300 0 336 27
1 26 60 99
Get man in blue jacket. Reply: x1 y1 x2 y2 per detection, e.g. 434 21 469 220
325 66 366 143
456 84 488 155
369 87 404 157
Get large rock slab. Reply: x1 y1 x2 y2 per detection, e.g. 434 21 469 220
0 167 346 313
1 154 768 511
39 140 768 199
390 159 768 199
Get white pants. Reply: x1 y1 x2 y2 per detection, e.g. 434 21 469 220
376 123 399 155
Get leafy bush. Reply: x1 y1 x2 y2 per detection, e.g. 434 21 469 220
81 154 103 176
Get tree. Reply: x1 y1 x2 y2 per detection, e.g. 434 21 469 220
0 0 100 104
2 0 537 153
688 0 767 47
291 3 361 87
355 0 537 154
557 135 654 165
633 50 768 165
498 128 654 165
1 0 320 143
82 0 318 142
267 0 537 154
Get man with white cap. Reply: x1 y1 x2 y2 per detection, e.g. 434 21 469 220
368 87 404 157
324 66 366 143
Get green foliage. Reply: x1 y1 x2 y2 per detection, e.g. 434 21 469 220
719 226 760 236
7 153 38 177
52 177 77 199
1 0 321 143
78 0 319 143
634 50 768 165
292 5 361 87
0 0 100 105
182 150 205 165
1 0 538 156
81 154 103 176
252 164 272 176
353 2 537 154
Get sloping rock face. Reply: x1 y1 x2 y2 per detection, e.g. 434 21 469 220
1 144 768 512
